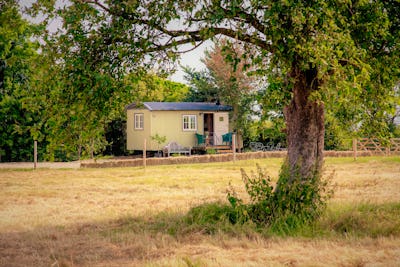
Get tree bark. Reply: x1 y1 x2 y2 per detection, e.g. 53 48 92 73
283 65 325 183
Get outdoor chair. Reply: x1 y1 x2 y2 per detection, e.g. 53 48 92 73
222 132 232 145
195 133 205 146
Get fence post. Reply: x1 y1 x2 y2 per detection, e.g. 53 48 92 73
232 133 236 162
34 140 37 169
352 138 357 161
143 138 147 168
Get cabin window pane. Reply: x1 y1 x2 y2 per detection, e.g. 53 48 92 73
134 113 144 130
183 115 196 131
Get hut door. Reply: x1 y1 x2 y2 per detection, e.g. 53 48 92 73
213 113 229 145
204 113 214 145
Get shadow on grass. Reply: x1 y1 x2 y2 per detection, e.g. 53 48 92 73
1 202 399 266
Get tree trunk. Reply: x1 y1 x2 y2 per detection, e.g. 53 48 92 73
282 66 325 183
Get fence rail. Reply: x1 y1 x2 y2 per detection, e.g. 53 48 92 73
356 138 400 155
389 139 400 153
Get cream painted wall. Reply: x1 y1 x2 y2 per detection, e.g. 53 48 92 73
126 109 151 150
150 111 204 150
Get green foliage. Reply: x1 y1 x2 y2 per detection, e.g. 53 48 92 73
20 1 126 160
394 124 400 138
321 1 400 139
227 163 333 233
182 66 218 102
324 113 350 150
206 148 217 155
255 81 288 145
104 118 127 156
150 133 167 145
0 0 43 161
21 0 190 161
253 118 287 147
183 41 259 144
125 73 189 103
151 133 167 154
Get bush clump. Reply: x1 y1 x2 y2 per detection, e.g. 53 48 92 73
227 162 333 234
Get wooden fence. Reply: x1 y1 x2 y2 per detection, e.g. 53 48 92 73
80 138 399 168
356 138 400 155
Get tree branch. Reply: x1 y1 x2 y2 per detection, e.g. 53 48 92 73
219 6 269 37
80 0 273 53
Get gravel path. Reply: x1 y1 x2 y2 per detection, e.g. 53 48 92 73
0 161 80 169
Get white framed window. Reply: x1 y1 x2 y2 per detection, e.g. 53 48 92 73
183 115 197 131
134 113 144 130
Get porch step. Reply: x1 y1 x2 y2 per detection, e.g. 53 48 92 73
211 145 231 149
211 145 233 154
216 149 233 154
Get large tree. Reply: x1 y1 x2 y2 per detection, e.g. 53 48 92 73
33 1 400 182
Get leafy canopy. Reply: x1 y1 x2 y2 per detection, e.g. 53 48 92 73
32 0 400 130
0 0 43 161
27 0 400 162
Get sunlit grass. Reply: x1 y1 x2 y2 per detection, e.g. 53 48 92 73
0 156 399 266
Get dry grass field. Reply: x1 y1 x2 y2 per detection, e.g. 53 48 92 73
0 156 399 266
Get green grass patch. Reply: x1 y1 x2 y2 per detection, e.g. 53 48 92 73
100 201 400 245
320 202 400 238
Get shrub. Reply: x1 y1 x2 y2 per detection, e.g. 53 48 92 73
227 162 333 233
206 148 217 154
